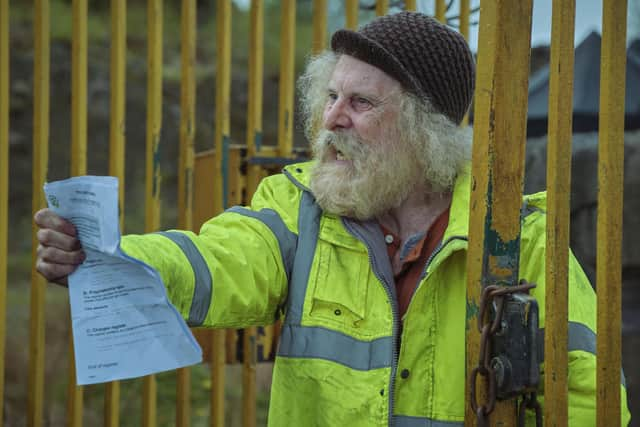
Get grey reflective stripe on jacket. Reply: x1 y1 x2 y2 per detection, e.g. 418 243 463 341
283 191 321 324
278 324 392 370
227 206 298 282
538 321 626 387
157 231 212 326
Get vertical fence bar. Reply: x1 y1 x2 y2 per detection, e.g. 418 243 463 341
246 0 264 196
405 0 417 12
143 0 163 425
105 0 126 425
435 0 446 23
312 0 327 54
243 4 264 422
28 2 50 426
345 0 358 30
0 0 8 424
212 1 231 425
278 0 295 157
459 0 470 127
544 0 576 425
71 0 87 178
596 1 627 426
464 1 533 426
459 0 470 44
67 1 88 425
176 1 196 426
376 0 388 16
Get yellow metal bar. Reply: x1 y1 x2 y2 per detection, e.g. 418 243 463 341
211 329 226 427
145 0 162 233
345 0 358 30
176 2 196 426
312 0 327 53
459 0 470 127
435 0 446 23
243 327 258 427
68 2 88 423
109 0 127 230
214 0 231 215
177 4 196 423
246 0 264 196
179 0 196 232
143 0 163 425
211 3 231 425
103 381 120 427
278 0 295 157
0 0 8 424
29 2 50 426
66 338 82 427
596 1 627 426
464 1 533 426
544 1 575 425
405 0 417 12
376 0 388 16
459 0 470 41
71 0 87 177
105 1 126 424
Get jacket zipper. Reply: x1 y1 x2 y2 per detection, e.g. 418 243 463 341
342 219 399 427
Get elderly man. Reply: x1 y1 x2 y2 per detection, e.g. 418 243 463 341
34 11 629 427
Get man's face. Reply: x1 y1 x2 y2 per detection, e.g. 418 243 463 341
310 55 423 220
321 55 402 157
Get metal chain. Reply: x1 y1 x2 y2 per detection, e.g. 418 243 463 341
469 280 537 425
517 392 543 427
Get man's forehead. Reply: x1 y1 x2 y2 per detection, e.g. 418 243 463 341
328 54 401 94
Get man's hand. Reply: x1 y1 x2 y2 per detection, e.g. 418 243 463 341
34 208 85 286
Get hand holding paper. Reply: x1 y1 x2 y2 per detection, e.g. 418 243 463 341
44 176 202 385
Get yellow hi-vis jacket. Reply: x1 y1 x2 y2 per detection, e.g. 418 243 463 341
121 162 630 426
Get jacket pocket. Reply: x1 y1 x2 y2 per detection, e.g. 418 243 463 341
308 239 369 330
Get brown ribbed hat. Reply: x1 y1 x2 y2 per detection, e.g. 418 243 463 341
331 11 475 125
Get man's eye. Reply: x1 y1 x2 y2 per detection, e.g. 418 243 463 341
327 92 338 102
353 97 373 109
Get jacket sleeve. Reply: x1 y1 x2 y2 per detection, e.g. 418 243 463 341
519 206 631 426
119 174 301 329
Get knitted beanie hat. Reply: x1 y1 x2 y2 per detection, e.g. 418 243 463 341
331 11 475 125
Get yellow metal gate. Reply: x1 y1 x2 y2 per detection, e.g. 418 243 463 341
0 0 632 426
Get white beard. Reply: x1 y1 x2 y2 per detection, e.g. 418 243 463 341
309 129 423 220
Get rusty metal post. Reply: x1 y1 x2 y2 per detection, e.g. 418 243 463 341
544 1 576 426
596 1 627 426
464 1 533 426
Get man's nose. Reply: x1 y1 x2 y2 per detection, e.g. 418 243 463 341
323 98 352 130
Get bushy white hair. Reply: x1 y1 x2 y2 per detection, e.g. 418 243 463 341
298 51 472 193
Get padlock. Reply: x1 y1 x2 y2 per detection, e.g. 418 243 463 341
490 291 540 400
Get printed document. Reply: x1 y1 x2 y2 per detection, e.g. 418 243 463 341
44 176 202 385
